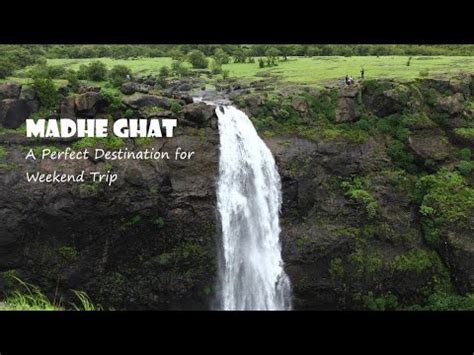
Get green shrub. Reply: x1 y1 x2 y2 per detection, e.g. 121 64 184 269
457 148 472 161
454 128 474 139
108 65 131 87
64 69 80 92
355 291 399 310
159 65 170 78
187 50 209 69
0 57 15 78
171 60 189 76
387 140 416 173
391 249 436 273
456 160 473 176
329 258 344 279
169 101 182 114
32 77 58 109
0 146 6 159
84 60 107 81
341 177 378 220
209 59 222 74
417 169 474 245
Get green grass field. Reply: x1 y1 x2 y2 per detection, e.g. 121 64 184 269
7 55 474 87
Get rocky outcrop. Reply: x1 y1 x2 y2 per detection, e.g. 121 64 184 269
0 99 34 129
74 92 104 117
436 93 465 115
123 93 170 110
182 103 215 126
120 82 150 95
408 129 453 161
0 83 21 100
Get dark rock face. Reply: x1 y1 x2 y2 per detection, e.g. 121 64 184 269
74 92 105 118
408 129 453 161
123 93 170 110
265 135 437 309
0 99 34 129
335 97 357 123
362 82 410 117
120 82 150 95
182 103 215 125
0 105 220 310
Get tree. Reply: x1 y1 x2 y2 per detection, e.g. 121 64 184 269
109 65 132 86
86 61 107 81
210 59 222 74
171 60 189 76
213 48 230 65
265 47 281 66
168 48 184 61
187 50 209 69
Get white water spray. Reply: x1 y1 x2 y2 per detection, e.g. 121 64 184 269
215 106 292 310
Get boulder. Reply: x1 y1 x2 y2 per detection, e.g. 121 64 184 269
120 82 150 95
177 94 194 105
74 92 104 117
122 93 170 110
182 103 215 126
60 96 76 118
0 83 21 100
0 99 33 129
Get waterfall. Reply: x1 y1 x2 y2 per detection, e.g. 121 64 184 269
215 105 292 310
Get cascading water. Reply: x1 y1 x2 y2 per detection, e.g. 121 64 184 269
215 105 292 310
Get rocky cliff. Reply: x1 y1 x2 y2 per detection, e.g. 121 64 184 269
0 74 473 310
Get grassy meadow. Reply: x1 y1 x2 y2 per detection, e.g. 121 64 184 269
4 55 473 88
